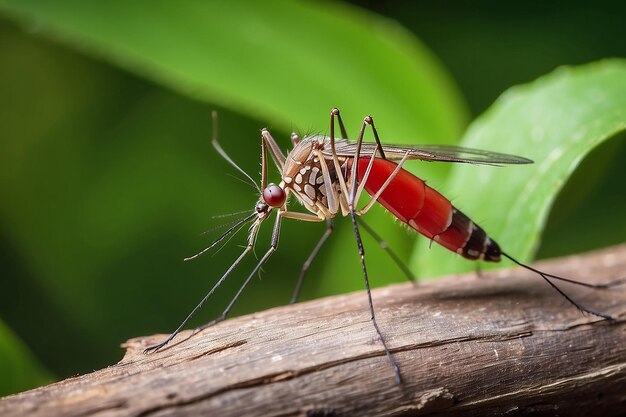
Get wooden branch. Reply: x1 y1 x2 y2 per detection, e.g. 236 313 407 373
2 245 626 416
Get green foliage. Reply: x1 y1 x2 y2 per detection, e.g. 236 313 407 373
0 320 51 396
0 0 466 138
0 0 624 397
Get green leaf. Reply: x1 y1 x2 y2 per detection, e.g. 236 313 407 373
0 320 52 396
412 60 626 278
0 0 466 141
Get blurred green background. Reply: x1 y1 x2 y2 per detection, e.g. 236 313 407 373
0 0 624 396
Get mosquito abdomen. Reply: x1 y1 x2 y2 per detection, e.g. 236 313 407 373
357 158 501 262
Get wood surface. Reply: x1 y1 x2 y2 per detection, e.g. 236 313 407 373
1 244 626 416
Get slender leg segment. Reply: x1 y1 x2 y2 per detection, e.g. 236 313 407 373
192 213 284 334
344 114 402 384
332 108 386 159
261 128 287 171
503 252 626 289
329 109 351 205
290 219 334 304
502 252 618 321
333 107 349 140
349 210 402 384
364 115 387 160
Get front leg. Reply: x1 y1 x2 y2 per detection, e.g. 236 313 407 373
279 210 326 222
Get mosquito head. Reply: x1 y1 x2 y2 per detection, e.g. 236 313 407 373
254 200 268 215
262 183 286 208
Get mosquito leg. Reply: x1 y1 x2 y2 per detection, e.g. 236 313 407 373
345 115 402 384
144 245 253 353
333 107 349 139
353 144 380 209
541 275 614 321
502 251 616 321
349 210 402 384
192 212 283 335
365 114 386 159
341 114 373 218
347 115 369 197
290 219 334 304
329 108 351 202
504 253 626 289
332 107 385 160
356 217 416 284
552 275 626 289
314 149 340 216
261 128 287 171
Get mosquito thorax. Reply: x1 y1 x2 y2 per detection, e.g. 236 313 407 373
262 183 286 208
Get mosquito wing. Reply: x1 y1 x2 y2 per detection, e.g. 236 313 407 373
326 138 533 165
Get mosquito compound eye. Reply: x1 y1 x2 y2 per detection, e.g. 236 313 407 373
262 183 286 208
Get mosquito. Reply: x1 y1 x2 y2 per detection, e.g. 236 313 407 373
145 108 623 384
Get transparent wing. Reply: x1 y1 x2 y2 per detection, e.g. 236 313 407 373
325 138 533 165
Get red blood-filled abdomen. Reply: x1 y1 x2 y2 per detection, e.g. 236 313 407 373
356 158 501 261
356 158 426 223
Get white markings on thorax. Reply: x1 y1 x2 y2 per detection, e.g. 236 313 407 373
282 137 349 211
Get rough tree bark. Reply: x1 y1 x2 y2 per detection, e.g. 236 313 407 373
1 245 626 417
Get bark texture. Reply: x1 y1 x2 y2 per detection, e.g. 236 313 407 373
2 245 626 417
